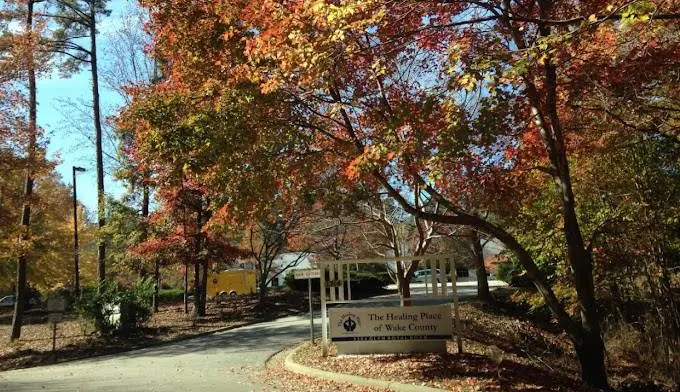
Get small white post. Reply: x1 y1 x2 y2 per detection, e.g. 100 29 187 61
430 259 438 296
338 263 345 301
440 257 447 296
346 262 352 301
451 258 463 353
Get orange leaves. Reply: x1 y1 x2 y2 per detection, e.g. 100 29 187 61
343 144 397 180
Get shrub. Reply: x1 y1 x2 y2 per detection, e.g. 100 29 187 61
157 288 184 302
118 278 154 334
351 270 391 293
75 278 154 336
283 266 390 295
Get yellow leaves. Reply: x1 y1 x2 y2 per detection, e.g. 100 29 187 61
343 144 394 180
260 77 282 94
327 3 358 23
330 29 346 42
310 0 325 14
442 99 461 126
287 29 300 42
588 14 598 23
457 74 477 91
371 60 387 76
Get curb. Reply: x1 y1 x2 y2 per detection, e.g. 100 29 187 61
284 344 447 392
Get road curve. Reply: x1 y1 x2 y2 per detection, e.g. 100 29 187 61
0 315 320 392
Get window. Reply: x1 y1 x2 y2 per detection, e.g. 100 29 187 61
456 268 469 278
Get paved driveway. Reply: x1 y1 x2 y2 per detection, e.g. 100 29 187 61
0 315 320 392
0 281 505 391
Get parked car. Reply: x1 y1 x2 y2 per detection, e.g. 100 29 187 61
413 269 444 283
0 293 40 309
0 295 15 308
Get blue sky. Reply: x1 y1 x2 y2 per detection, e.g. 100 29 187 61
40 0 139 214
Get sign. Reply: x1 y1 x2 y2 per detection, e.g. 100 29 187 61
47 296 67 354
293 269 320 344
47 297 66 313
328 304 452 354
294 269 321 280
48 313 63 323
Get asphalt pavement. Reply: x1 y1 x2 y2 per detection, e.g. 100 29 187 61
0 315 321 392
0 281 507 392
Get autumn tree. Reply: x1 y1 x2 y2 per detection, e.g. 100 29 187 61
44 0 110 285
355 195 442 300
243 213 312 298
0 0 50 341
102 3 160 306
127 1 680 387
132 182 247 316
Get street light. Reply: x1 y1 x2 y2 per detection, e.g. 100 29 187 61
73 166 86 295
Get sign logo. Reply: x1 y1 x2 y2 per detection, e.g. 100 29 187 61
337 313 360 333
343 316 357 332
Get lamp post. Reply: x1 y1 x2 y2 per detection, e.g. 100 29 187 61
73 166 86 295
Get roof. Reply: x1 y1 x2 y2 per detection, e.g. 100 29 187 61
484 254 507 270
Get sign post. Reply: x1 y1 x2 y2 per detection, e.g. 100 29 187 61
450 257 463 353
294 269 320 345
47 297 66 360
308 276 314 344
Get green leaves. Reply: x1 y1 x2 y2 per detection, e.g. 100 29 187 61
620 1 656 27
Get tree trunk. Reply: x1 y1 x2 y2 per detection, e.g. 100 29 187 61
257 263 269 302
560 187 608 389
200 259 208 315
11 0 37 342
141 184 158 312
90 0 106 287
574 330 609 390
73 168 80 295
182 205 189 313
193 262 201 317
152 261 160 313
491 2 609 384
471 231 491 301
194 203 206 316
399 275 411 306
395 262 413 306
183 259 188 314
529 2 608 384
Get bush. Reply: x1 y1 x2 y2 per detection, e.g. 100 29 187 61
283 263 392 294
157 288 184 302
605 316 680 389
351 270 391 293
75 278 154 336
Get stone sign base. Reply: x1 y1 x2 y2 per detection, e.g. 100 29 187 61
334 340 447 355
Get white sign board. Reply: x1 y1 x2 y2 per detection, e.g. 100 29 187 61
328 304 452 354
48 313 63 323
294 269 321 280
47 297 66 313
